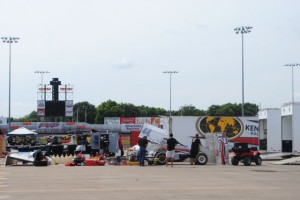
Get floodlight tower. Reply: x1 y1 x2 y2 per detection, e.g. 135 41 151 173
35 71 50 100
1 37 20 132
284 63 300 103
163 70 178 134
234 26 253 117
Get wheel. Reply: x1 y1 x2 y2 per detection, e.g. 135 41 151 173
254 156 262 165
155 153 166 165
243 156 251 166
147 160 154 165
231 156 239 166
195 153 208 165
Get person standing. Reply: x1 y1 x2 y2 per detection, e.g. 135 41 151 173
138 136 148 166
166 133 183 167
117 134 124 164
190 134 202 165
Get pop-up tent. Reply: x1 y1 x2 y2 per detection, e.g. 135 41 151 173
7 127 37 135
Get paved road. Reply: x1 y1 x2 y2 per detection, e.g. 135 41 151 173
1 162 300 200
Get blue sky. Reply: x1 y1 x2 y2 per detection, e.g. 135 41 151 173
0 0 299 117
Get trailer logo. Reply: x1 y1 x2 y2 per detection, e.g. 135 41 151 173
196 117 244 141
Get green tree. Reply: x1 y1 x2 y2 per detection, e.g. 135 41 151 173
73 101 96 123
207 103 259 116
244 103 259 116
175 105 206 116
96 100 124 123
13 111 40 122
119 103 140 116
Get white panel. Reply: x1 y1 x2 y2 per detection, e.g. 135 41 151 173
267 109 281 152
282 116 292 140
292 103 300 153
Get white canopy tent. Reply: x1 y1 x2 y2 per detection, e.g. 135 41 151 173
7 127 37 135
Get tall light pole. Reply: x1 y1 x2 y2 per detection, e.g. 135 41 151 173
35 71 50 87
284 63 299 103
234 26 253 117
163 70 178 134
35 71 50 100
1 37 20 132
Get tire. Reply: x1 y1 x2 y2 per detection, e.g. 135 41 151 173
155 153 166 165
254 156 262 165
147 161 154 165
243 156 251 166
195 153 208 165
231 156 239 166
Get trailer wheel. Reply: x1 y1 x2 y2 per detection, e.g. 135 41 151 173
255 156 262 165
231 156 239 166
243 156 251 166
195 153 208 165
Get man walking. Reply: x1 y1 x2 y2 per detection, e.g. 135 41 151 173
166 133 183 167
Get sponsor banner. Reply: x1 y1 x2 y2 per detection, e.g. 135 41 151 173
135 117 151 125
195 116 258 142
37 109 45 117
172 116 259 148
38 122 62 129
65 100 73 117
59 85 73 92
104 117 120 125
37 100 45 109
38 85 52 92
151 117 161 127
37 100 46 117
22 122 32 126
123 124 142 131
120 117 135 124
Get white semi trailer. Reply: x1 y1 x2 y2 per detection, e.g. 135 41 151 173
169 116 259 150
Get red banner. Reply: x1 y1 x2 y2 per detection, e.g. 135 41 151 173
120 117 136 124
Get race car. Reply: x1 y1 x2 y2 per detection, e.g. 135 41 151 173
128 138 208 165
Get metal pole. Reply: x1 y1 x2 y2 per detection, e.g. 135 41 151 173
234 26 252 117
8 42 11 132
35 71 50 100
2 37 19 132
241 33 244 117
169 73 172 117
292 66 294 103
284 64 299 104
163 71 178 134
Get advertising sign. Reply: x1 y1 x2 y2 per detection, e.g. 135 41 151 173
172 116 259 148
65 100 73 117
104 117 120 125
120 117 135 124
37 100 45 117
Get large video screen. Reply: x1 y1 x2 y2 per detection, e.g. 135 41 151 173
45 101 66 117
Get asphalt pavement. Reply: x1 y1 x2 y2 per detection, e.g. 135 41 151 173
1 161 300 200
